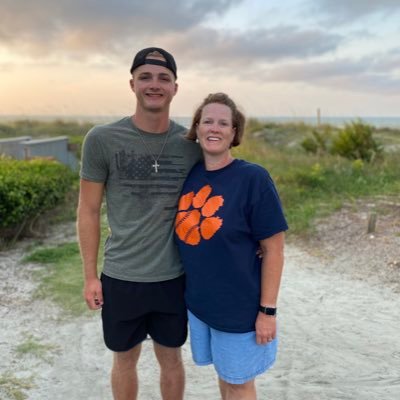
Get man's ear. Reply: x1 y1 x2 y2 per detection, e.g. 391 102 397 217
174 82 178 95
129 78 135 92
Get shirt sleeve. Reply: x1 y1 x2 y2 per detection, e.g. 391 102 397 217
248 168 288 240
80 128 108 183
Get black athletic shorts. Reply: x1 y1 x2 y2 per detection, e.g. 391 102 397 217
100 273 188 352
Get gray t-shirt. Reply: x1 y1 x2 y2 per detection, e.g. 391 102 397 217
80 116 202 282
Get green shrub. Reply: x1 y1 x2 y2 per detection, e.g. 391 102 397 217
301 126 333 154
10 119 93 138
0 157 76 230
294 163 326 188
301 136 319 154
301 120 383 163
331 120 382 162
0 123 17 137
235 132 400 235
246 118 266 134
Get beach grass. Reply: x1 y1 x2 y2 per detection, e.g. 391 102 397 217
234 124 400 235
24 242 88 317
0 372 34 400
23 216 108 317
15 335 60 363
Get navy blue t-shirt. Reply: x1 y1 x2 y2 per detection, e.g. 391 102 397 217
175 159 288 333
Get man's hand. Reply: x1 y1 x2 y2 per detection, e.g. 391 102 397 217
84 277 103 310
255 312 276 345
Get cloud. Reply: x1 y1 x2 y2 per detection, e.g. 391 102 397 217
0 62 14 72
161 25 342 68
368 48 400 73
267 54 400 95
0 1 343 69
0 0 243 57
309 0 400 23
1 0 398 102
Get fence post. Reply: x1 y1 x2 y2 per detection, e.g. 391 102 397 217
367 212 377 234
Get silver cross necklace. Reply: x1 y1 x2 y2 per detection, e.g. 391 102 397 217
134 121 172 173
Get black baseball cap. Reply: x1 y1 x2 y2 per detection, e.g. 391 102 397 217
130 47 177 78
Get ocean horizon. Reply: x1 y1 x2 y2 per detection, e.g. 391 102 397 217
1 114 400 129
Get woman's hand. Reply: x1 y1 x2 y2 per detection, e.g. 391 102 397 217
255 313 276 345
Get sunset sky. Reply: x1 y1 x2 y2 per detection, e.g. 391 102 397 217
1 0 399 119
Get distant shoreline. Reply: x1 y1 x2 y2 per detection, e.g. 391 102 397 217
1 115 400 128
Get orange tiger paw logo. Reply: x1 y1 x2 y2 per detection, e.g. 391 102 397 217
175 185 224 245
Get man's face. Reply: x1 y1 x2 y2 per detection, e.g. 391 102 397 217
130 62 178 113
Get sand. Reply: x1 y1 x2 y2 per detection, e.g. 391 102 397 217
1 205 399 399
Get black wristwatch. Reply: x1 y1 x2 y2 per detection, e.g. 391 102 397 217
259 306 277 316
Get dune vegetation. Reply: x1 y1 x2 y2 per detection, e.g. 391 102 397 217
1 118 399 240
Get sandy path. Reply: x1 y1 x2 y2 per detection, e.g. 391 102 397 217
1 241 399 399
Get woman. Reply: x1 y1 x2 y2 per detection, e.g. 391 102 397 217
175 93 288 400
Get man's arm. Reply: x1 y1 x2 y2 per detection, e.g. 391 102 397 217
76 179 104 310
255 231 285 344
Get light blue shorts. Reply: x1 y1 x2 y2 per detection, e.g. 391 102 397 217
188 311 278 384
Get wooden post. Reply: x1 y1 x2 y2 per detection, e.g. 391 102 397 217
367 212 377 234
317 108 321 127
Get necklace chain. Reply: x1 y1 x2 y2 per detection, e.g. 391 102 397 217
134 122 171 173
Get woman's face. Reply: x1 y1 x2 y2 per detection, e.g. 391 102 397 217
196 103 235 157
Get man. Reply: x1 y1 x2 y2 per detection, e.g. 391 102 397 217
77 47 201 400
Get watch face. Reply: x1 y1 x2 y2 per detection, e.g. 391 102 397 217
259 306 277 315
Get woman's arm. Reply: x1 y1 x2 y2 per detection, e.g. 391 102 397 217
255 231 285 344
